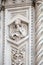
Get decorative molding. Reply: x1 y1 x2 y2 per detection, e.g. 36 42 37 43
6 14 29 45
7 35 29 46
5 7 29 65
6 8 29 20
7 14 29 25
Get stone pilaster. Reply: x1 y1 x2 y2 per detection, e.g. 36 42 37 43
31 6 35 65
29 3 35 65
0 0 36 65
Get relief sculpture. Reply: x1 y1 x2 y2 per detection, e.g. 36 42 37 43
7 15 29 65
9 19 27 41
11 46 26 65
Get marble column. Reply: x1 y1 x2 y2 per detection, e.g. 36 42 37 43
35 1 43 65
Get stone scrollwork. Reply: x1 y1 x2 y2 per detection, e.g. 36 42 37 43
9 19 28 41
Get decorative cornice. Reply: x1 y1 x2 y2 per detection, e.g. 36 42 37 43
0 0 36 10
1 0 36 9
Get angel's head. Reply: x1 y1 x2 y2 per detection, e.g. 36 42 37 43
15 19 21 28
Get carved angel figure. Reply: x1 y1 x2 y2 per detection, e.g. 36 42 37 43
10 19 27 40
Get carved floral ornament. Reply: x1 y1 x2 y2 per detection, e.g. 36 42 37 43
11 45 26 65
7 15 29 43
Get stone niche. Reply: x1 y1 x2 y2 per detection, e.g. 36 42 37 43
6 14 29 65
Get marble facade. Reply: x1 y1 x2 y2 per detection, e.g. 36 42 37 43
0 0 43 65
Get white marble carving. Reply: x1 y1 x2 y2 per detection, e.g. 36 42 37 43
11 45 26 65
5 13 29 65
9 18 28 41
